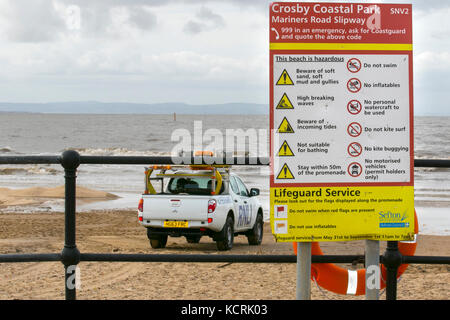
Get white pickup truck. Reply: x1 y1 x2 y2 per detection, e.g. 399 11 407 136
137 164 264 251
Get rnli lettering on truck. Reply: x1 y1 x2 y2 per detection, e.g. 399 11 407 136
237 204 252 227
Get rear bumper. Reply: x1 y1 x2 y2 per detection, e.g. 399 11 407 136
141 219 222 232
146 226 216 239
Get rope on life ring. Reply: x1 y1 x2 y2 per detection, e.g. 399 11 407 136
293 210 419 295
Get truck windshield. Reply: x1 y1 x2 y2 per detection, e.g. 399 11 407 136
167 177 224 195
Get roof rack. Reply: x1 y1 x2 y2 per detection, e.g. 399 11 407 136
144 164 231 196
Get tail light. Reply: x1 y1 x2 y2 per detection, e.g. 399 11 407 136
207 199 216 213
138 199 144 222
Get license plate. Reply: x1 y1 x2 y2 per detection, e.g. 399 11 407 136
163 220 188 228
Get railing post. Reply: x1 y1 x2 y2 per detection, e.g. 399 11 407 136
383 241 402 300
60 150 81 300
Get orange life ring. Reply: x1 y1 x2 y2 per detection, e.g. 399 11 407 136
293 210 418 295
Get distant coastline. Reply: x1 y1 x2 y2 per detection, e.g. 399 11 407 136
0 102 268 115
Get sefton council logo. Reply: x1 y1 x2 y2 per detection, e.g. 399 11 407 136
378 211 409 228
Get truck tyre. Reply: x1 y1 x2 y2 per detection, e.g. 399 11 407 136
149 235 168 249
216 216 234 251
247 213 263 245
186 235 201 243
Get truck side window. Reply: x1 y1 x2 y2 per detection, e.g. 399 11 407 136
235 177 249 197
229 176 239 195
207 179 225 195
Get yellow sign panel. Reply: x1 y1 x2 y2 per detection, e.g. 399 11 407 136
277 117 294 133
276 69 294 85
276 93 294 109
277 140 295 157
271 186 415 242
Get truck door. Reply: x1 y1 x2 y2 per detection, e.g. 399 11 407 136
229 176 243 228
233 176 254 231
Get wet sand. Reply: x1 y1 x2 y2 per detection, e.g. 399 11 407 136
0 185 118 208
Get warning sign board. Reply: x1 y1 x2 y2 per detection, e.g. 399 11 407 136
269 2 414 242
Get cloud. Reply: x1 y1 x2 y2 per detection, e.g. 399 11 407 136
0 0 66 42
415 51 450 72
183 21 207 35
128 7 157 30
0 0 448 111
0 0 159 42
196 6 225 27
58 0 169 8
411 0 450 11
183 6 225 34
70 3 159 39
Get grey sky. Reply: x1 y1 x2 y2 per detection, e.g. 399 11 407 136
0 0 448 115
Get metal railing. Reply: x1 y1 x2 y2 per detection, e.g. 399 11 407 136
0 150 449 300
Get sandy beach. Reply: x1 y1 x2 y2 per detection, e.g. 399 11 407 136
0 0 448 304
0 209 448 300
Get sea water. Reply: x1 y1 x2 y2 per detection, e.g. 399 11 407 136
0 113 448 235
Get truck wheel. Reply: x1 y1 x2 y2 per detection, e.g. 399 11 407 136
149 235 168 249
186 235 201 243
247 214 264 245
216 216 234 251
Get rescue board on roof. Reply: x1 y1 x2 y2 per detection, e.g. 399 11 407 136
269 2 415 242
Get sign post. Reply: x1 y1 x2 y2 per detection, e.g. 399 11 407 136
269 2 413 299
296 242 311 300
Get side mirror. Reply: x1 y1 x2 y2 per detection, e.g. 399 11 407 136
250 188 260 197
